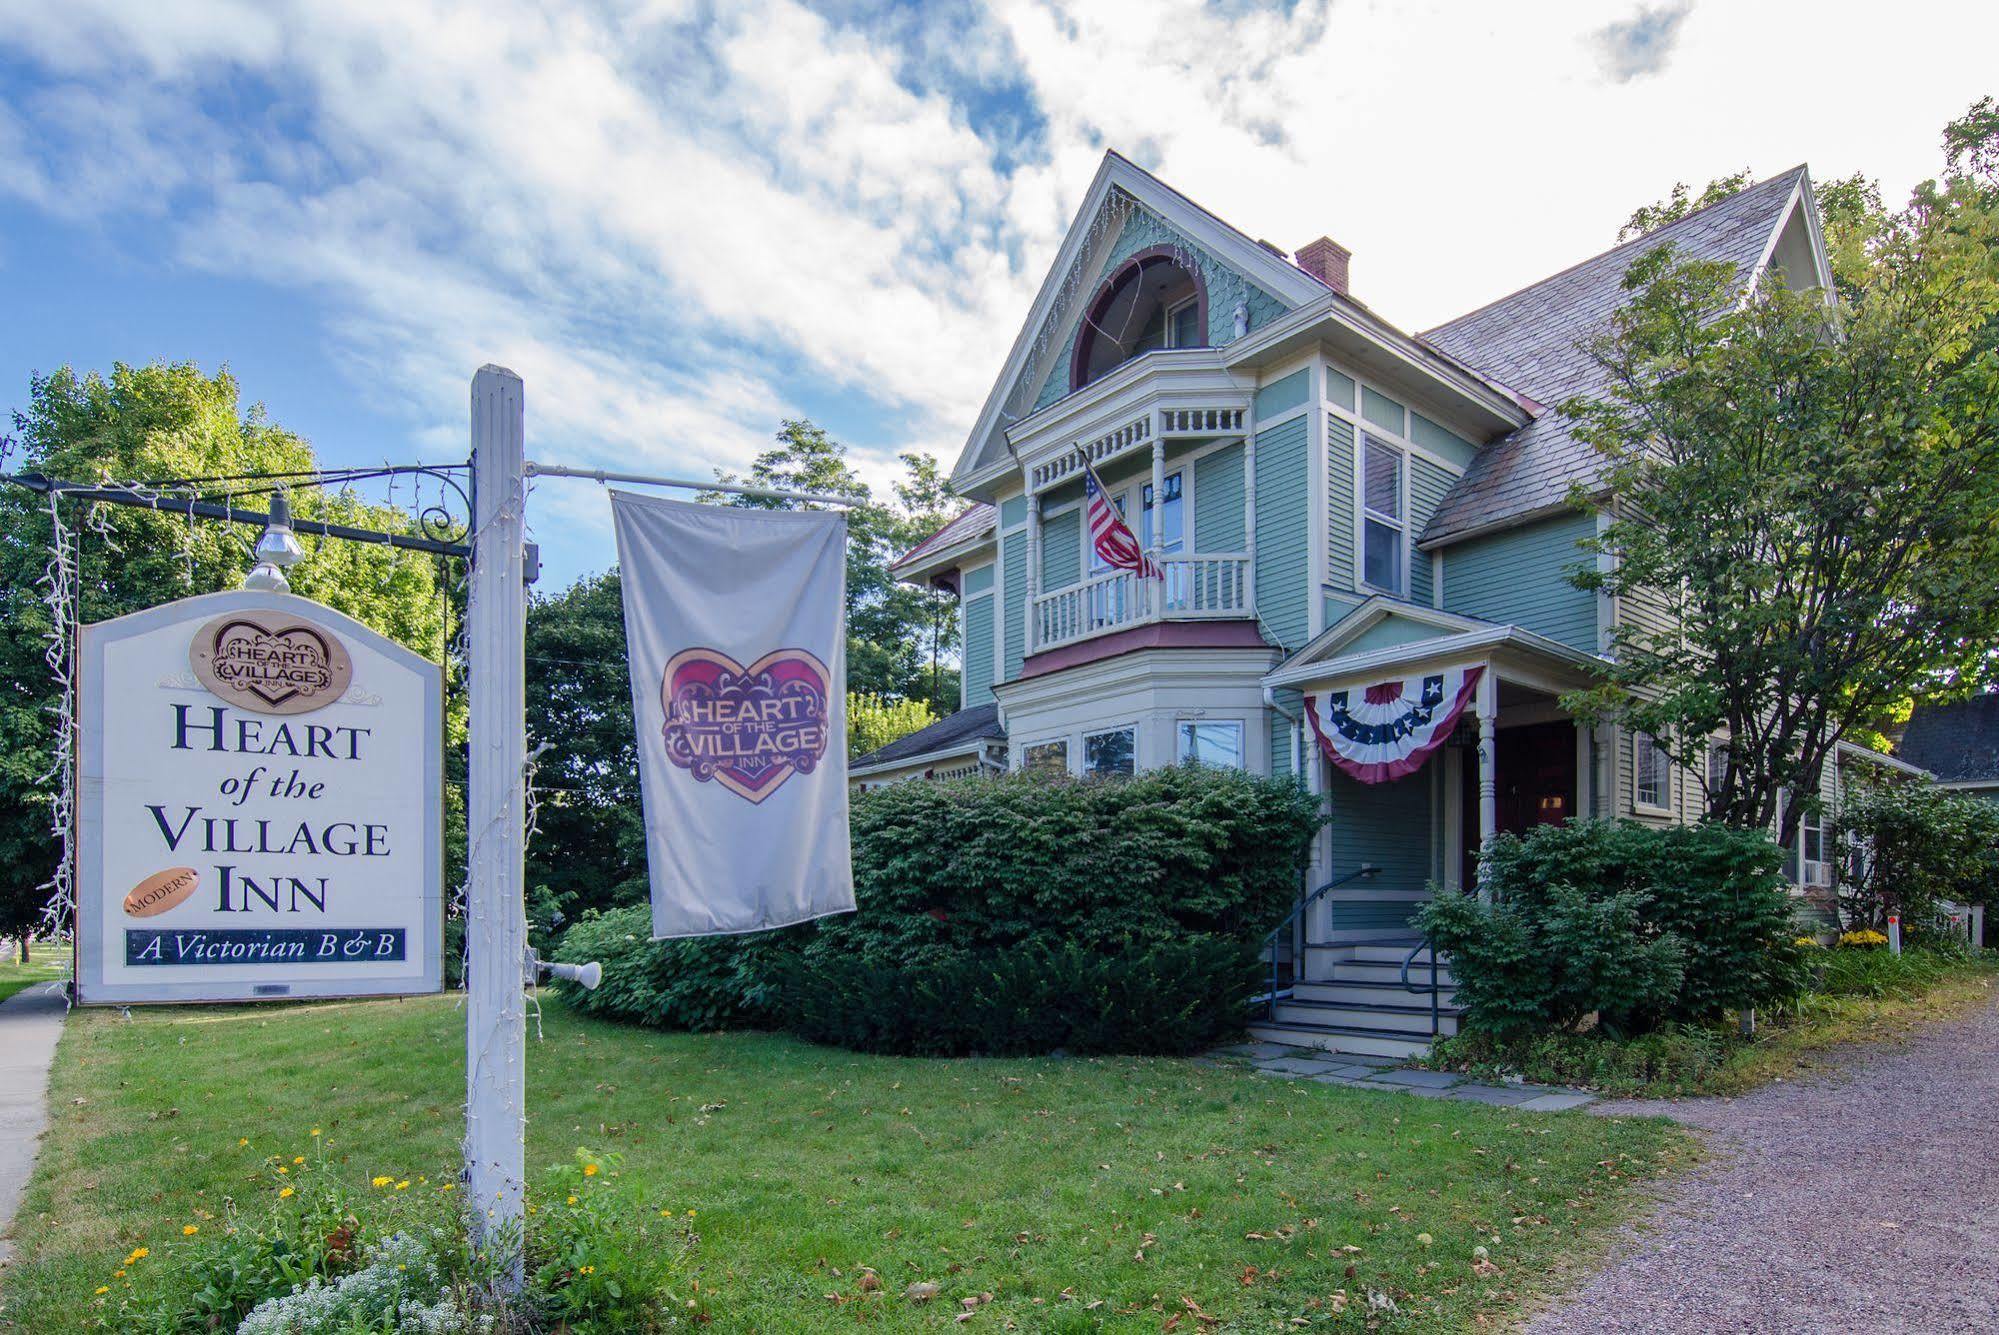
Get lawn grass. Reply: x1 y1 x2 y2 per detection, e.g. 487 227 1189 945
0 956 67 1006
0 994 1686 1332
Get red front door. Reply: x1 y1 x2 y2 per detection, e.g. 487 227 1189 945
1460 721 1578 889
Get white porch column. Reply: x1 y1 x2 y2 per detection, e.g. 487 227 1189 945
1242 431 1257 609
1025 493 1041 655
1475 668 1498 901
1148 436 1166 618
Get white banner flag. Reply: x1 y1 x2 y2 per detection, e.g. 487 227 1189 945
611 490 854 939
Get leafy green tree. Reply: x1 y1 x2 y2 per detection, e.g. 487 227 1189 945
1833 779 1999 934
709 421 959 712
847 692 936 760
1564 112 1999 842
1617 168 1752 241
0 362 454 948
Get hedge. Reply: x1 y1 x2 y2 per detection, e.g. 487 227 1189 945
553 766 1322 1052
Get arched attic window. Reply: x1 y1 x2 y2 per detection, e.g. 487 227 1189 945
1069 248 1207 391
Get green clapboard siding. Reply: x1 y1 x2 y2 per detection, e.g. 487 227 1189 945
1042 507 1082 589
1361 386 1406 435
1193 443 1246 552
1441 510 1598 649
962 564 994 596
1410 412 1479 470
1254 416 1311 650
1324 766 1432 890
962 595 995 706
1326 414 1356 589
1001 532 1027 680
1326 367 1356 411
1408 456 1455 606
1323 591 1364 634
1254 368 1310 420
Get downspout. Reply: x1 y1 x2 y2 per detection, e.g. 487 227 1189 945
1263 684 1304 777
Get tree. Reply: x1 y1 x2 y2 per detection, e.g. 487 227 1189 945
1564 113 1999 843
709 420 959 712
1617 168 1752 242
0 362 454 950
848 692 937 760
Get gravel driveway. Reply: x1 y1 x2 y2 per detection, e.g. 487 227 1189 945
1530 991 1999 1333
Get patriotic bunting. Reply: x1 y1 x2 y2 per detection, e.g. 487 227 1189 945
1305 665 1483 785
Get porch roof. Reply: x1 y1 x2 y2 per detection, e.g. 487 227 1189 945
1262 596 1603 695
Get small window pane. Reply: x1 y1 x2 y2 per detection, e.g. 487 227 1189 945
1142 472 1184 554
1706 741 1728 792
1169 301 1201 348
1634 731 1666 809
1363 437 1401 519
1024 740 1068 778
1083 728 1136 777
1363 517 1402 590
1177 721 1244 769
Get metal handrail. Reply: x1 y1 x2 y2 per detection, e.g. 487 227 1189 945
1258 864 1380 1019
1398 935 1443 1037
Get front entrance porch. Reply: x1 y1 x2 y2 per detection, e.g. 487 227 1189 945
1250 599 1606 1057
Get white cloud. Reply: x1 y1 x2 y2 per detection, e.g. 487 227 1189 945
1590 3 1695 84
2 0 1997 588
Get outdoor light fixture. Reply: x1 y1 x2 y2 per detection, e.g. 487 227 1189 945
525 948 602 991
242 491 306 592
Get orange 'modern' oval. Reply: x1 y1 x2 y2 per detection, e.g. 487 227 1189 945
123 867 199 919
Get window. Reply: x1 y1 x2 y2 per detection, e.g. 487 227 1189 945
1177 720 1244 769
1082 727 1136 777
1633 731 1669 812
1706 740 1729 796
1023 740 1069 778
1140 471 1185 554
1167 297 1201 349
1361 434 1404 593
1072 255 1203 388
1800 805 1829 887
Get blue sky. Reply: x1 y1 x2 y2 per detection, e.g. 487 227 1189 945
2 0 1994 588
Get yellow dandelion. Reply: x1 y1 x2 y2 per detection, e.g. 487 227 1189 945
277 1166 288 1175
310 1128 321 1137
687 1210 697 1218
583 1163 599 1177
395 1180 410 1191
113 1270 125 1279
182 1225 199 1236
238 1138 249 1147
439 1183 456 1192
580 1265 595 1275
292 1156 305 1165
372 1176 393 1188
95 1285 109 1295
127 1248 148 1263
659 1208 671 1217
279 1187 294 1199
566 1194 579 1205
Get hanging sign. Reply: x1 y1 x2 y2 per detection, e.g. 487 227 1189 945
611 490 855 939
1306 665 1483 785
75 590 444 1004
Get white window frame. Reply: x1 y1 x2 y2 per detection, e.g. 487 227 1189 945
1165 295 1201 349
1081 723 1139 778
1799 803 1830 888
1358 432 1407 597
1176 718 1245 769
1632 730 1672 815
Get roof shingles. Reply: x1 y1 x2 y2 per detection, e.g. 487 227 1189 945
849 703 1005 772
1419 169 1806 546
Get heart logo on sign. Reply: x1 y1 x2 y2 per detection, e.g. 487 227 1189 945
190 610 354 715
659 647 831 804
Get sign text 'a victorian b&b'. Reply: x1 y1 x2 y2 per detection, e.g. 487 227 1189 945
75 590 444 1003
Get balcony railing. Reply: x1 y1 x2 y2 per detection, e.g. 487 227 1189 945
1031 553 1253 653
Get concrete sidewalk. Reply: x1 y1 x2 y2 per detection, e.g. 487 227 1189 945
0 982 67 1268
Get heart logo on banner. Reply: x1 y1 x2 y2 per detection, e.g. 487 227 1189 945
659 647 831 804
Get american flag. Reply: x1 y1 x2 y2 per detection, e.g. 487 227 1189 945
1083 458 1162 579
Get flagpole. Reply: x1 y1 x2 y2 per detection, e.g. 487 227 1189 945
524 461 858 508
466 366 529 1287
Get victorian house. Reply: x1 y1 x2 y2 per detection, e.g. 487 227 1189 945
852 153 1850 1053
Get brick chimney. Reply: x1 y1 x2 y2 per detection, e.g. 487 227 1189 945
1294 236 1351 295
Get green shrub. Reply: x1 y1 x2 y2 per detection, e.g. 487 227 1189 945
777 939 1261 1057
1834 780 1999 937
556 766 1321 1051
1427 1025 1736 1098
1810 942 1973 1000
1418 820 1802 1040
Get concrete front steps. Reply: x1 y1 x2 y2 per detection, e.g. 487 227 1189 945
1247 941 1463 1060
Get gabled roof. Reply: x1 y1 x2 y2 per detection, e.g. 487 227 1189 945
952 151 1328 490
890 503 995 578
1896 694 1999 785
849 703 1005 773
1418 167 1814 547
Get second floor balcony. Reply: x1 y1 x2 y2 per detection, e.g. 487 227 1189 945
1031 553 1252 652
